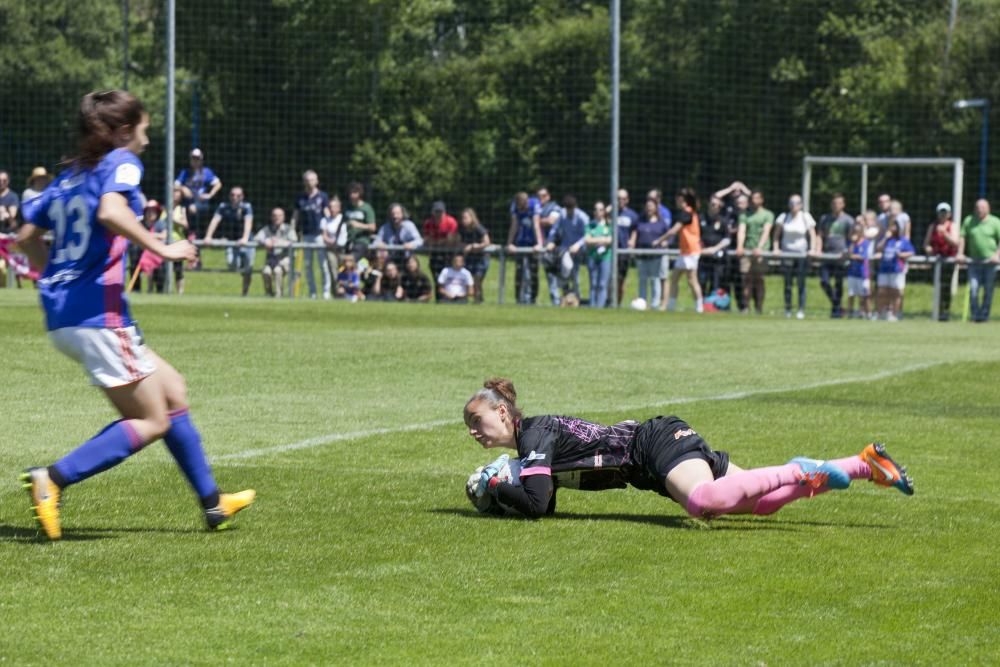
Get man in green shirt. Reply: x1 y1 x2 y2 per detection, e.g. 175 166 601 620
735 190 774 314
344 181 376 260
958 198 1000 322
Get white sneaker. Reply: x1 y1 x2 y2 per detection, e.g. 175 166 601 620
323 291 332 300
796 310 805 320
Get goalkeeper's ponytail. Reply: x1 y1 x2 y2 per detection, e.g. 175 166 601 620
466 377 523 422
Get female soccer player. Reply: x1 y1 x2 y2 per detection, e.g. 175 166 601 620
463 378 913 519
16 90 255 540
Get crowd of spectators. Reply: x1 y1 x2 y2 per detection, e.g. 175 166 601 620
2 151 999 322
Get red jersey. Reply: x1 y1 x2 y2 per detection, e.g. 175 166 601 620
422 214 458 241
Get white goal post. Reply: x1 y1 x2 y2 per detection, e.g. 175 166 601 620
801 155 965 225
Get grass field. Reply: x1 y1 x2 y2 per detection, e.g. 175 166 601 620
1 281 999 665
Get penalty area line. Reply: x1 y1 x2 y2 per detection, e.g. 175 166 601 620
217 361 945 463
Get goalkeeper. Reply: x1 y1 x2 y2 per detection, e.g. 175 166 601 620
463 378 914 519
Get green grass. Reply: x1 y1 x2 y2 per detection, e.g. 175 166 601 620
1 286 998 665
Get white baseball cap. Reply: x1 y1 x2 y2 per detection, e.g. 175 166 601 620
936 202 951 213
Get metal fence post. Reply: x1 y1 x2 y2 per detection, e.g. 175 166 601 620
497 247 506 305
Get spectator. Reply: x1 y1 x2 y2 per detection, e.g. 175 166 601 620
714 181 751 311
774 194 818 319
459 207 490 304
536 187 564 305
817 192 853 318
506 191 543 304
923 202 959 321
361 250 389 300
336 254 363 302
376 203 424 266
615 188 640 306
378 261 403 302
546 195 588 301
735 190 774 314
174 148 222 233
874 219 915 321
846 221 874 319
423 200 459 299
204 186 255 297
585 201 613 308
438 253 475 303
322 195 347 292
149 193 191 294
344 181 376 260
135 200 164 293
663 188 704 313
254 207 297 298
957 198 1000 323
400 255 432 302
22 166 52 204
0 171 20 233
875 193 892 241
629 198 669 309
698 194 732 297
293 170 332 299
889 199 912 239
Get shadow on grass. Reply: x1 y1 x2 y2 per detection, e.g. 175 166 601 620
0 523 208 544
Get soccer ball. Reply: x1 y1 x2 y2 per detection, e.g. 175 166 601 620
630 297 648 311
864 226 880 240
465 459 521 516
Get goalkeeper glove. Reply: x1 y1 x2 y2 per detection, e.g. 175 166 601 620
476 454 510 497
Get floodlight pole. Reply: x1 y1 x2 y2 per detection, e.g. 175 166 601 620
609 0 621 307
164 0 176 293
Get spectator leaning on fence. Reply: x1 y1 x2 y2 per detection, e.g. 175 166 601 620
615 188 640 306
459 207 490 304
536 187 564 305
255 207 297 298
174 148 221 233
22 167 52 205
774 194 818 319
376 203 424 266
817 192 853 318
0 171 20 233
630 198 669 309
204 186 255 297
507 191 543 305
400 255 432 303
736 190 774 315
322 195 347 285
874 219 915 321
438 253 475 304
698 195 732 298
923 202 959 321
345 181 376 260
957 198 1000 323
423 201 459 300
585 201 613 308
847 221 874 319
293 170 332 300
547 195 588 301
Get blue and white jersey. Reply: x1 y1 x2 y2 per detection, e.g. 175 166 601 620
878 237 914 275
22 148 144 331
509 198 540 247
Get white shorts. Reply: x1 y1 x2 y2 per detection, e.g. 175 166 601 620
673 254 700 272
49 326 156 388
847 276 871 297
877 273 906 291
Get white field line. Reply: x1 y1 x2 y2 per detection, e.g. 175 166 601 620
215 361 944 462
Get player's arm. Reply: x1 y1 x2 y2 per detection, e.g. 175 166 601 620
656 222 681 246
492 474 553 519
98 193 196 262
14 224 49 272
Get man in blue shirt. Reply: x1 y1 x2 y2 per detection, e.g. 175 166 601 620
174 148 221 233
537 187 564 305
293 170 332 299
546 195 589 301
204 186 255 296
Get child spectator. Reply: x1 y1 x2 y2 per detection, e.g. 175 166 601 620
361 249 388 300
846 221 873 319
585 201 613 308
378 262 403 301
459 208 490 304
874 219 914 321
923 202 958 321
400 255 432 302
438 254 475 303
336 254 363 302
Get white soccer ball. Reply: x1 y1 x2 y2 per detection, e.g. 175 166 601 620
630 297 648 311
864 226 880 240
465 460 521 516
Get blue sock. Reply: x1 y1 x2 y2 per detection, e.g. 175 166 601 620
52 420 145 487
163 408 218 506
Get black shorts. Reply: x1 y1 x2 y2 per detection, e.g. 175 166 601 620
628 416 729 501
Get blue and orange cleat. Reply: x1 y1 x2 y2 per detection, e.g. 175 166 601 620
860 443 914 496
20 467 62 541
205 489 256 531
790 457 851 491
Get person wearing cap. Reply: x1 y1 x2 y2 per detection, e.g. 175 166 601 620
22 167 53 204
957 198 1000 323
422 200 458 301
923 202 959 321
174 148 222 233
0 171 20 233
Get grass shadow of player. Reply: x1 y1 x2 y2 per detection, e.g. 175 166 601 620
429 508 797 531
0 523 115 543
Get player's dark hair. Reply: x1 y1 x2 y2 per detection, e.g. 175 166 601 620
72 90 145 169
678 187 698 210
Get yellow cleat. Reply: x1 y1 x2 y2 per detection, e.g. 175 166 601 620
20 468 62 541
205 489 256 531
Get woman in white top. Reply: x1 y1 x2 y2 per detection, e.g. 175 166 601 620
774 194 818 319
321 195 346 297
